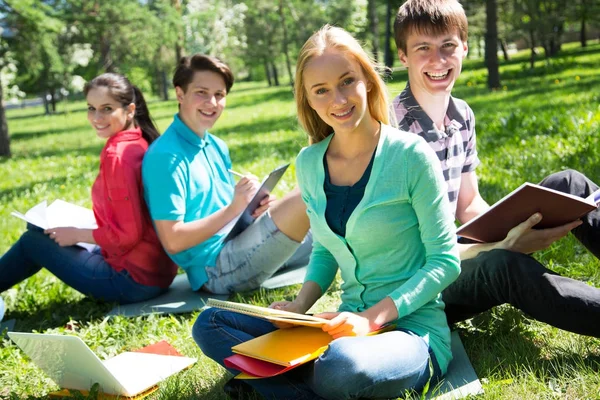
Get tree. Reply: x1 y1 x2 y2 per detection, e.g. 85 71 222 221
485 0 501 89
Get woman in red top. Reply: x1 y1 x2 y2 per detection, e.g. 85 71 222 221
0 73 177 304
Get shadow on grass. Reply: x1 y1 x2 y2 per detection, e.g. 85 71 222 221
6 297 114 334
10 123 90 142
0 176 81 202
226 88 294 110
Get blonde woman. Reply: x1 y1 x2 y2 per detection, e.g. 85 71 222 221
194 25 460 399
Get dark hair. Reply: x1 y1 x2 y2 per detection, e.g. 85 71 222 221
394 0 468 54
172 54 234 93
84 73 160 144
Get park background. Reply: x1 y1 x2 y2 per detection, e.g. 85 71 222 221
1 0 599 399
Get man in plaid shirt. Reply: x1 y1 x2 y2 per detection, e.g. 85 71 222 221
393 0 600 337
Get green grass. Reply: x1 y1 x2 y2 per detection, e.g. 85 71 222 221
1 42 600 399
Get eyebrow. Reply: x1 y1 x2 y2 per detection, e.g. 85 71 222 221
411 36 456 48
87 103 115 108
191 85 225 92
310 71 351 90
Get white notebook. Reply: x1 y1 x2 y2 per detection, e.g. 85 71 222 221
11 200 98 251
8 332 196 397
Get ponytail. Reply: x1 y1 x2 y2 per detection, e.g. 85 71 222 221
132 86 160 144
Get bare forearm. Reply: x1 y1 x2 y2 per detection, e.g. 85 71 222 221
458 241 498 260
78 229 96 244
157 205 240 254
292 281 323 313
361 297 399 330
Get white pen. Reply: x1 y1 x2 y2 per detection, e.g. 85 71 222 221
227 169 245 178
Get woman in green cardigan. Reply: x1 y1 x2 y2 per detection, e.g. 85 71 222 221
193 25 461 400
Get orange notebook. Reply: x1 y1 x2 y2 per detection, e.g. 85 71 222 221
225 325 395 379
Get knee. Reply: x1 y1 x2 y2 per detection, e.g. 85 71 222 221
311 338 370 399
192 308 219 351
540 169 583 191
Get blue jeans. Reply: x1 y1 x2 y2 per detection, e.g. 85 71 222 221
0 226 165 304
193 308 442 400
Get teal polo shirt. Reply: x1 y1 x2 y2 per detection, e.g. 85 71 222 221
142 113 235 290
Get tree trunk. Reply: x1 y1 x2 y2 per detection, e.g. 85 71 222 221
278 0 294 87
485 0 500 89
500 39 510 61
50 88 57 113
271 62 279 86
580 15 587 47
368 0 380 61
0 83 10 158
43 93 51 115
384 0 394 68
100 36 115 72
529 29 536 69
173 0 184 62
161 70 169 100
264 59 272 86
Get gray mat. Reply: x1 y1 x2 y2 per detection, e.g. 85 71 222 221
428 331 484 399
0 319 16 338
107 264 307 318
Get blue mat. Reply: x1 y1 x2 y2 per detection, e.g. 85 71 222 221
107 264 308 318
427 331 484 399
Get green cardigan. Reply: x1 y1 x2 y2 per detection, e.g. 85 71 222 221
296 123 461 374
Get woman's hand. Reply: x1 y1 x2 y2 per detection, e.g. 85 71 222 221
269 300 307 329
45 227 82 247
316 311 376 339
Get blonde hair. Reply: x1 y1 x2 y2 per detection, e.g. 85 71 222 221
294 25 391 144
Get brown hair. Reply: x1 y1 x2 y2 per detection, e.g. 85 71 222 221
84 73 160 144
294 25 392 144
394 0 468 54
172 54 234 93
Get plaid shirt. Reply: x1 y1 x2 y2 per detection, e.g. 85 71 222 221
393 83 480 216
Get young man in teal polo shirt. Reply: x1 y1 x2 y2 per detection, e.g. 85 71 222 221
142 54 311 294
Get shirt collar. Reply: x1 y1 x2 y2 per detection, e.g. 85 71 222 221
106 127 142 145
172 113 210 149
398 82 465 142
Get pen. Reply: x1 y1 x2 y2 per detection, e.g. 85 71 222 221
228 169 245 178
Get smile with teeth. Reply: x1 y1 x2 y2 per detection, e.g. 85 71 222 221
332 106 354 118
199 110 216 117
95 125 109 130
426 70 450 80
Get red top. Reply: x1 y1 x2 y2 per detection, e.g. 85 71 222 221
91 127 177 288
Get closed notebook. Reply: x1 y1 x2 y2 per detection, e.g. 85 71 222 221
456 182 600 243
224 325 395 379
206 298 328 328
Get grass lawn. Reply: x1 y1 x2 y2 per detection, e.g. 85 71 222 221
1 41 599 399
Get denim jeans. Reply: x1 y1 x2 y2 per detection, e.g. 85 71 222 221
204 212 312 294
0 226 166 304
443 169 600 337
193 308 441 400
0 296 4 322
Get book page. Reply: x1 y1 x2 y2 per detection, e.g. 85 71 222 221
11 200 49 229
206 299 327 326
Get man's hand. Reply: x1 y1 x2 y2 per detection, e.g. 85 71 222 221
252 194 276 218
497 213 582 254
316 311 375 339
45 227 82 247
230 175 260 214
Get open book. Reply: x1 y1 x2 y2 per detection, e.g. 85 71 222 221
206 298 328 328
8 333 196 399
11 199 97 251
456 182 600 243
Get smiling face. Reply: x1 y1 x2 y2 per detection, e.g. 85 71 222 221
303 49 374 136
398 29 468 99
176 70 227 137
86 86 134 139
